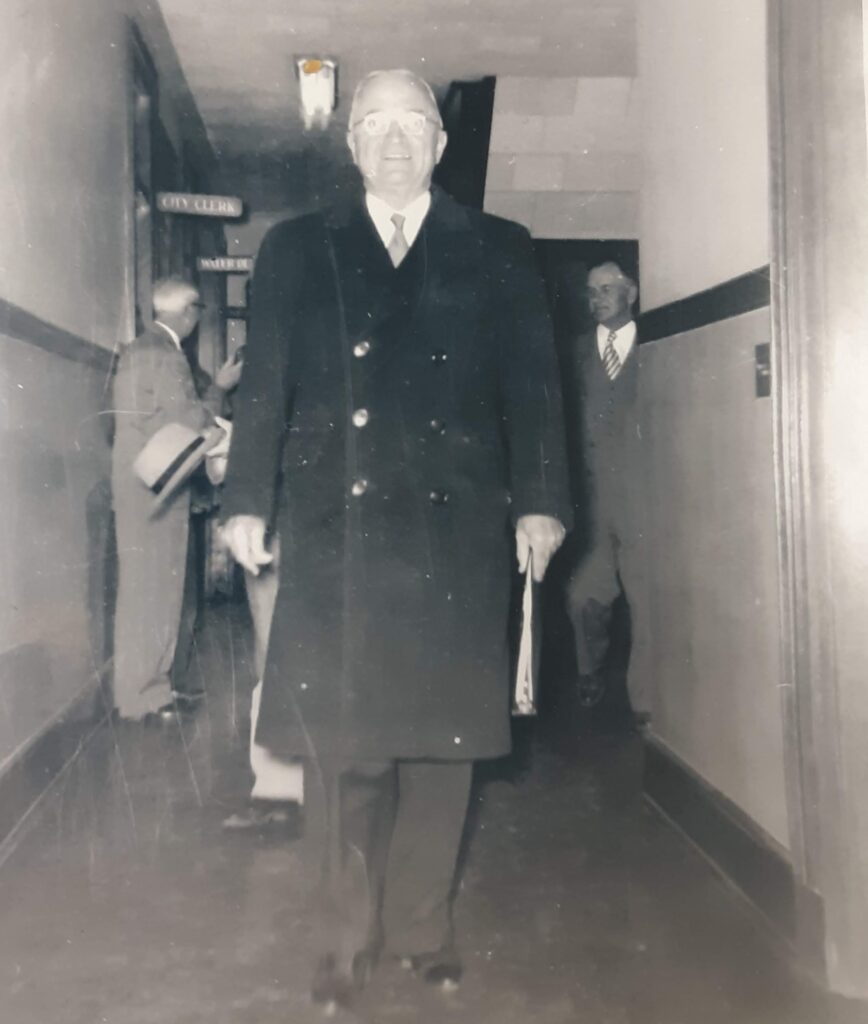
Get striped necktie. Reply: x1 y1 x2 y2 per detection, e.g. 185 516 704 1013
387 212 409 267
602 329 622 380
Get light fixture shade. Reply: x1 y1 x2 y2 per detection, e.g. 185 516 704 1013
296 57 337 130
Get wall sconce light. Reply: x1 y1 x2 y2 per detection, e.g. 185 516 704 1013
295 57 337 130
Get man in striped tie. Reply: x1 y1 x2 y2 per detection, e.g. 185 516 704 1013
566 259 650 728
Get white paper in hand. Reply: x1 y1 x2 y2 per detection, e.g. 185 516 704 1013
513 553 536 716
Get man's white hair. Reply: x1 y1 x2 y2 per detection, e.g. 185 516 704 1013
348 69 442 128
153 276 199 316
589 260 637 290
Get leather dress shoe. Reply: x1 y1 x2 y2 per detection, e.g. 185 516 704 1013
310 948 375 1013
632 710 652 732
400 949 463 990
577 672 606 708
171 687 205 703
156 694 202 720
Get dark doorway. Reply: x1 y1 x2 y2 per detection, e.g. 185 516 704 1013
433 77 497 209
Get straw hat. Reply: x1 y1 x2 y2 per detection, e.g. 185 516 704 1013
133 421 226 509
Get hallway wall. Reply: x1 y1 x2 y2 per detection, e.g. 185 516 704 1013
0 0 131 348
0 2 212 808
484 76 640 238
0 0 130 782
638 0 769 309
636 0 789 848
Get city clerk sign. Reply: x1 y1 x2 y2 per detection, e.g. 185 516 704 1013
156 192 243 218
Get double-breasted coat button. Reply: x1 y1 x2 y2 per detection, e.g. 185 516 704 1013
429 489 449 505
429 418 446 434
431 349 448 364
353 340 372 358
351 478 368 497
352 408 369 428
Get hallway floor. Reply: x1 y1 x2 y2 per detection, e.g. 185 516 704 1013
1 603 866 1024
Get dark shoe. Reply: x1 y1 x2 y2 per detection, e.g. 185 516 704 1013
171 687 205 704
400 950 463 991
631 710 652 733
311 948 374 1012
221 801 299 831
156 696 200 720
577 672 606 708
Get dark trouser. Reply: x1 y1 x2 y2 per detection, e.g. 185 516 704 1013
301 758 473 969
566 518 650 714
170 514 204 695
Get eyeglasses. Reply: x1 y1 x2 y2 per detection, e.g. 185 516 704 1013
189 301 206 311
352 110 441 137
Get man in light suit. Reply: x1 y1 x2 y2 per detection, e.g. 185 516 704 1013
221 69 572 1010
566 260 650 723
111 277 240 721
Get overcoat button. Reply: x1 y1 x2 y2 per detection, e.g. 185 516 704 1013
429 489 449 505
352 408 369 428
431 349 448 364
353 340 372 358
352 478 368 496
429 418 446 434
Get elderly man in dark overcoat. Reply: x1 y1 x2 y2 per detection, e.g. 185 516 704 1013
221 69 572 1010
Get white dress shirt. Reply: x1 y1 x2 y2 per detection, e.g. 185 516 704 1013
365 191 431 251
154 320 182 351
596 320 637 368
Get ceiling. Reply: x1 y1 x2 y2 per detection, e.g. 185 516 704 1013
157 0 636 170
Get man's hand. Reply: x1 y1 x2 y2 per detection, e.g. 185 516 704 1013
516 514 566 582
222 515 273 576
215 354 243 392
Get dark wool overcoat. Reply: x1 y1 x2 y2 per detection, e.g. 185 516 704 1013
221 188 572 762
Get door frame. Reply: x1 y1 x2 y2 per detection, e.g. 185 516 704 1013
768 0 868 995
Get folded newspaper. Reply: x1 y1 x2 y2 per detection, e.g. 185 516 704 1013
512 553 537 716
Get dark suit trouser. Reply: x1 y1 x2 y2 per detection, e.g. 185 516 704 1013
567 509 649 713
170 513 204 695
300 757 472 969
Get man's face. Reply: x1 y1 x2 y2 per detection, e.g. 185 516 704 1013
347 73 447 207
587 264 637 330
179 296 203 340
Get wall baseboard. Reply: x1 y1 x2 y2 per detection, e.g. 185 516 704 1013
643 736 824 965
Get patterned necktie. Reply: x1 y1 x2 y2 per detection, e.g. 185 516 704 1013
602 329 622 381
387 212 409 267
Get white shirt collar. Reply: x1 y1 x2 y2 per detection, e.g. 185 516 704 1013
154 320 182 351
596 320 637 366
365 191 431 251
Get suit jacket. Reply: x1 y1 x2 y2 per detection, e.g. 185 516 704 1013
573 326 642 546
110 325 217 519
221 188 572 761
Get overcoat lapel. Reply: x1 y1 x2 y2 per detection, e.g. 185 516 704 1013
414 190 484 381
324 188 482 351
418 187 481 297
326 201 412 343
